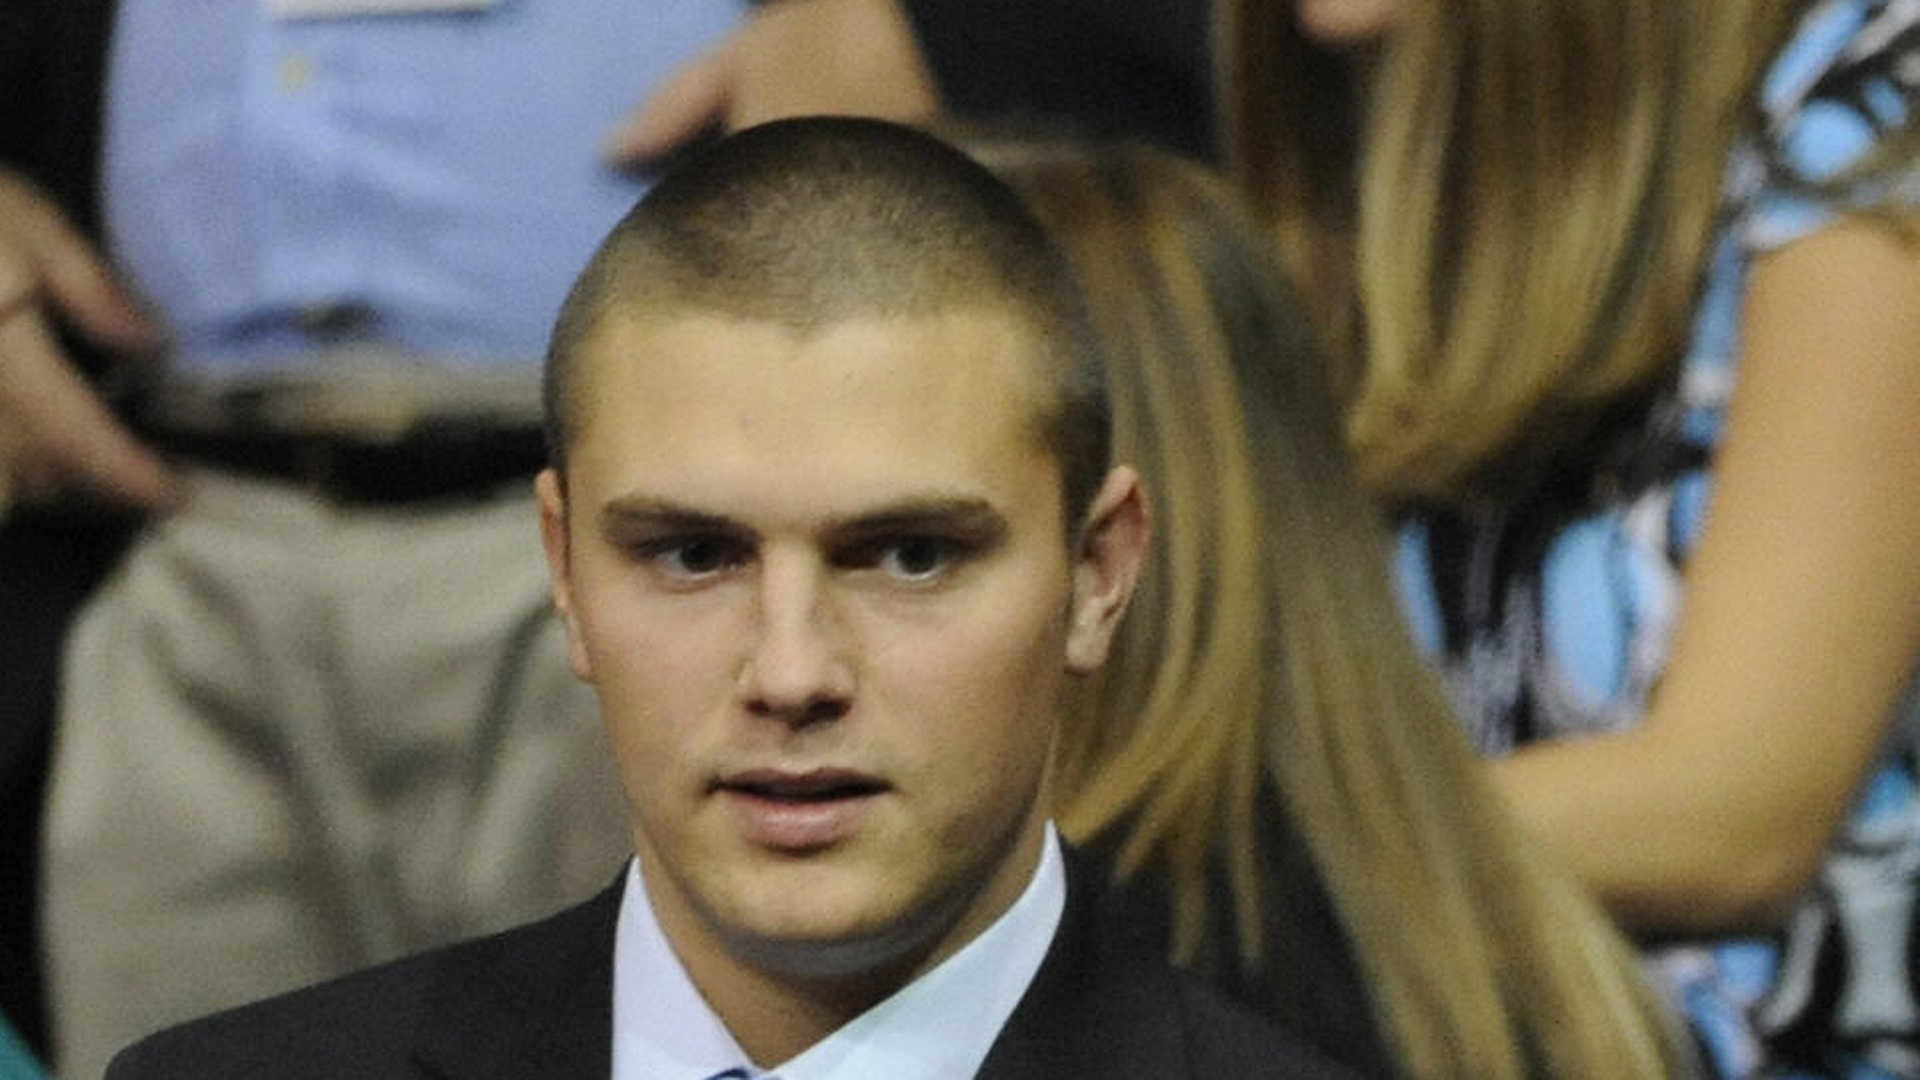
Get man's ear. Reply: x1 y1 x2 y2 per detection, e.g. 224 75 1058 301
1064 465 1150 674
536 468 596 683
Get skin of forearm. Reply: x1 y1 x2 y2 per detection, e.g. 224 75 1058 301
1489 220 1920 938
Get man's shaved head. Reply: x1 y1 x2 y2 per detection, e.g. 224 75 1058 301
543 117 1109 522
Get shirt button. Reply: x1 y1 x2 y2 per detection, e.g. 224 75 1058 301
276 53 315 94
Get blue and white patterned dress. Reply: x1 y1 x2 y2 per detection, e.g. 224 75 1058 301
1392 2 1920 1076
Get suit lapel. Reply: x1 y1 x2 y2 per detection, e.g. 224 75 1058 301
975 854 1192 1080
411 876 625 1080
401 856 1215 1079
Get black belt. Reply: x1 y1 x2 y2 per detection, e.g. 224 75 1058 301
136 420 551 506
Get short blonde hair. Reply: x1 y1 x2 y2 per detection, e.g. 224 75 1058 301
544 117 1111 521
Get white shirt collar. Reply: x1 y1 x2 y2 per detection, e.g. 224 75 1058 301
611 825 1067 1080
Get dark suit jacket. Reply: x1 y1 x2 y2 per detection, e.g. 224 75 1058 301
107 858 1370 1079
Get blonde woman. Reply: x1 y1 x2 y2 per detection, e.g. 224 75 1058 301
975 138 1695 1080
1222 1 1920 1076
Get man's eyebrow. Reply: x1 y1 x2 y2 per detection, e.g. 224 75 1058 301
597 497 744 537
595 495 1009 542
820 498 1009 544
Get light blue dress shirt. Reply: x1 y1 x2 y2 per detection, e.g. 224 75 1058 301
103 0 745 380
611 826 1068 1080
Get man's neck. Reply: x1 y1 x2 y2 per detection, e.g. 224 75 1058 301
646 824 1051 1067
682 943 926 1067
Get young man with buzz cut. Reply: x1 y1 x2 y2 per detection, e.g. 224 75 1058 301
106 117 1366 1080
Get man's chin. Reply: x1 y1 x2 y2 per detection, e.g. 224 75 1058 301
704 876 982 984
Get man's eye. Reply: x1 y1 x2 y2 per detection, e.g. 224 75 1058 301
873 537 961 582
639 536 748 579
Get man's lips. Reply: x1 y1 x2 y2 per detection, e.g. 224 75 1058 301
713 768 890 851
712 768 891 802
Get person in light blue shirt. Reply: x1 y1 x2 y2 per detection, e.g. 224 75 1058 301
9 4 767 1076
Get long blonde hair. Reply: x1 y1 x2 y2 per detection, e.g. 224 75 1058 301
980 140 1693 1080
1220 0 1803 500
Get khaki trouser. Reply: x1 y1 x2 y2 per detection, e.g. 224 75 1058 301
43 469 630 1080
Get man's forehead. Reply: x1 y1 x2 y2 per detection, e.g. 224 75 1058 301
572 302 1057 415
561 303 1069 530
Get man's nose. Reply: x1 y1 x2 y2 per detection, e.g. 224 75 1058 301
739 554 853 728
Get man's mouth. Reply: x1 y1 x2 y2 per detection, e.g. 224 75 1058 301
716 769 891 803
714 769 890 851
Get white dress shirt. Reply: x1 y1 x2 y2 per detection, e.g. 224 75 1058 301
611 826 1068 1080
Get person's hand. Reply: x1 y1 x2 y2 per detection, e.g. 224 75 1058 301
601 0 941 167
0 169 178 516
